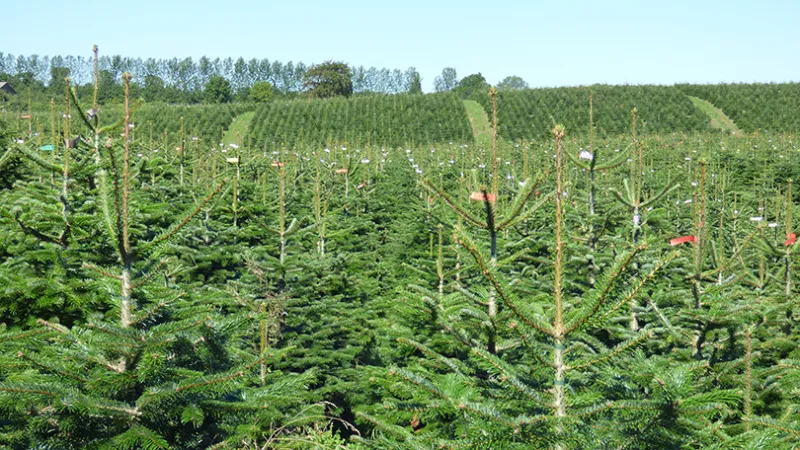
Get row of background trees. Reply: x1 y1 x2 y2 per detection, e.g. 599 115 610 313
0 52 529 104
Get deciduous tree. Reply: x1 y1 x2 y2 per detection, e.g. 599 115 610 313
433 67 458 92
204 75 232 103
47 66 70 96
453 72 490 100
497 75 529 91
408 71 422 95
142 74 164 102
250 81 275 103
303 61 353 98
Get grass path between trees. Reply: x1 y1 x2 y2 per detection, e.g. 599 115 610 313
222 111 255 146
688 96 742 135
463 100 494 146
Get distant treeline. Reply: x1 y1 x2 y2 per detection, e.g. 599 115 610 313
0 52 421 103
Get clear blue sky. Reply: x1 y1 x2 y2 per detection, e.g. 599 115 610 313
2 0 798 92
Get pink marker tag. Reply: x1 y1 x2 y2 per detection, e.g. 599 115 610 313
670 235 697 246
470 192 497 202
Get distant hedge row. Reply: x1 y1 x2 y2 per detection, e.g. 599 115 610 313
6 102 252 147
246 93 473 149
476 85 711 141
678 83 800 134
124 103 254 145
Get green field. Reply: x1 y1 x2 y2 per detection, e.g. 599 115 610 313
2 79 800 449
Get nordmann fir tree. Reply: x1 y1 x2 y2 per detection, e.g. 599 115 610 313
357 125 686 448
200 143 380 446
666 159 763 360
0 72 281 449
0 77 103 327
150 142 346 447
750 179 798 300
609 108 681 330
226 151 304 386
563 92 631 288
420 87 550 355
623 151 792 447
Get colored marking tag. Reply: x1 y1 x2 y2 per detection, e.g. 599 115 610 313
226 157 239 164
271 161 285 167
336 168 348 174
670 235 697 246
786 233 797 247
20 114 31 119
470 192 497 202
39 144 55 151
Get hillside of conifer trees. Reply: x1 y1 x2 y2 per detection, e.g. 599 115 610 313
1 48 800 449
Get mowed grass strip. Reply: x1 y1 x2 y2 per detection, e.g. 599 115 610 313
223 111 256 146
463 100 493 146
688 96 742 134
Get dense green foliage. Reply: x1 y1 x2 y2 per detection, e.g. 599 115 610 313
303 61 354 99
679 83 800 134
497 75 529 91
434 67 459 93
452 73 491 101
204 76 233 104
0 52 424 102
249 81 275 103
132 102 254 144
408 73 422 96
246 93 474 148
476 85 712 140
4 101 253 149
2 70 800 449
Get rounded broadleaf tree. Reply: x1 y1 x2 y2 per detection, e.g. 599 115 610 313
497 75 529 91
453 73 491 100
250 81 275 103
204 75 232 103
302 61 353 98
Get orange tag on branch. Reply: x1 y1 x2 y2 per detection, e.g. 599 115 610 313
271 161 285 167
670 235 697 246
20 114 31 119
336 168 348 174
469 192 496 202
786 233 797 247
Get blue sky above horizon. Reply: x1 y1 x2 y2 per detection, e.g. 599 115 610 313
2 0 798 92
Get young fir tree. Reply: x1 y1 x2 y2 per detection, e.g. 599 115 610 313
352 125 748 449
0 71 331 449
417 87 550 356
563 92 631 288
0 78 104 328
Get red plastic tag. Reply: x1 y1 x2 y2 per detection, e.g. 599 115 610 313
786 233 797 247
670 235 697 246
470 192 497 202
